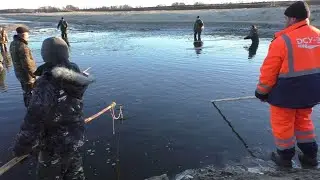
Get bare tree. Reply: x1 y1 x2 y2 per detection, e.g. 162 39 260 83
194 2 204 6
118 4 132 9
171 2 186 6
64 5 79 11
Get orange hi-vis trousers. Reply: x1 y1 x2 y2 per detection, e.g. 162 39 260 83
270 105 316 151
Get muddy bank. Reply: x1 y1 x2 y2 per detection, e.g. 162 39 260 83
146 154 320 180
1 6 320 38
147 164 320 180
1 6 320 25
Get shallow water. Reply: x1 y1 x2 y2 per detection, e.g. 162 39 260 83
1 20 320 180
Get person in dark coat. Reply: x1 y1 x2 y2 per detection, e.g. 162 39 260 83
244 25 259 59
57 17 70 46
193 16 204 41
13 37 94 180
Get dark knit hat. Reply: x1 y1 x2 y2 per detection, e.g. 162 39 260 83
284 1 310 19
16 26 29 34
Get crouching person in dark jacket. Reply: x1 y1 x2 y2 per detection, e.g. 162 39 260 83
13 37 94 180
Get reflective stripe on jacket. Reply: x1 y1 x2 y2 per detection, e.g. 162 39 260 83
256 19 320 108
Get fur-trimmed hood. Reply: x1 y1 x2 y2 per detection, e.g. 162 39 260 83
35 62 94 99
51 66 94 86
50 66 94 99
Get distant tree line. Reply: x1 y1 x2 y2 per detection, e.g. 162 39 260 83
0 1 320 14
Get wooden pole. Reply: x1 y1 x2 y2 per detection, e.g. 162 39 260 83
211 96 256 103
0 102 116 176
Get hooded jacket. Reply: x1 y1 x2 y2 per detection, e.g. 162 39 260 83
14 62 94 155
13 37 94 155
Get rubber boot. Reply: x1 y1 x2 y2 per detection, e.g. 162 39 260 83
298 153 318 168
298 142 318 168
271 152 293 168
271 148 295 168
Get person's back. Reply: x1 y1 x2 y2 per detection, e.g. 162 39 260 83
193 16 204 41
255 1 320 168
194 18 204 32
58 18 68 32
13 37 93 180
267 20 320 108
282 24 320 70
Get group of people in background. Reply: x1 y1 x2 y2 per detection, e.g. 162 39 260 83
193 15 259 58
0 17 70 92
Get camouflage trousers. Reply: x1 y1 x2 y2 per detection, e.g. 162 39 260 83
37 150 85 180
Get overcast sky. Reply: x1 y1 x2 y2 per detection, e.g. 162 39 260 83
1 0 297 9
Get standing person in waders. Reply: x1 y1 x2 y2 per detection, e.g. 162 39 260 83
255 1 320 168
244 25 259 46
244 25 259 59
57 17 70 47
10 27 37 107
193 16 204 42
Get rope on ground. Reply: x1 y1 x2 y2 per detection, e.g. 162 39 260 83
0 102 117 176
211 96 257 158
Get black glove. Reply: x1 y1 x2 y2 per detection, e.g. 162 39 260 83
255 90 268 102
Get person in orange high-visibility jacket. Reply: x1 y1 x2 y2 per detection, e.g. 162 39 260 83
255 1 319 168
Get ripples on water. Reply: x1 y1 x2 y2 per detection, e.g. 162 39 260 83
1 24 320 180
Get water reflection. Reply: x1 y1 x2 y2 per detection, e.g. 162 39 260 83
0 63 7 92
193 41 203 55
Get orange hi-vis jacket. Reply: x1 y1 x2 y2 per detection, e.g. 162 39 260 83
256 19 320 108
